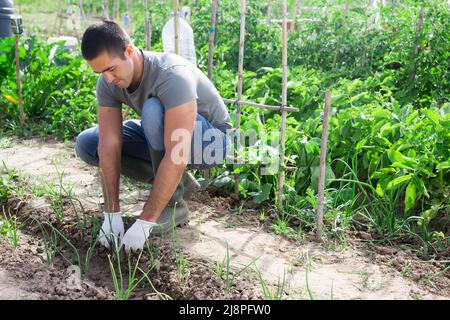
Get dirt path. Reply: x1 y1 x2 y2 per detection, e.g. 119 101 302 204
0 136 448 300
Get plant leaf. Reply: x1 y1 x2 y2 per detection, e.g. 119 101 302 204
436 161 450 170
405 181 416 212
386 174 413 190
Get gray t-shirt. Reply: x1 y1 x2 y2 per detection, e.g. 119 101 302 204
96 50 232 134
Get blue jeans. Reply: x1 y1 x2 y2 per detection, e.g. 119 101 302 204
75 97 231 182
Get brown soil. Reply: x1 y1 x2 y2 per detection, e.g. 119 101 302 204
0 136 449 300
1 187 258 300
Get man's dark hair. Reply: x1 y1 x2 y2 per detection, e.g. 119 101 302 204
81 20 131 60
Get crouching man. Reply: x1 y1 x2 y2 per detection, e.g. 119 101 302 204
75 21 232 252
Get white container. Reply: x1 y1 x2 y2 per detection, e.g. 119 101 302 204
181 6 191 22
162 12 197 66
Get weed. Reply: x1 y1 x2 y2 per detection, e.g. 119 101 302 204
270 213 295 238
231 202 245 215
214 242 260 298
0 137 13 149
224 220 237 229
214 244 229 283
421 264 450 284
400 261 413 277
410 291 422 300
1 206 19 247
215 259 224 280
253 264 286 300
259 209 267 223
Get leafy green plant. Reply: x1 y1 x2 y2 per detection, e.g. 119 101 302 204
1 0 448 250
1 206 19 247
0 176 13 204
270 213 295 238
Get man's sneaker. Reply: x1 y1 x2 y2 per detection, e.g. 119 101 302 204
182 171 201 200
151 200 189 235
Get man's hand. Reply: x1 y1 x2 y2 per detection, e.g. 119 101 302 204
98 211 124 249
120 219 157 252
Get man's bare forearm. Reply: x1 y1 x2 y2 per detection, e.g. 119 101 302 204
140 155 185 222
99 147 122 212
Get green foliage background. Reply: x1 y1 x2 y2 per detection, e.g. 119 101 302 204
0 0 449 252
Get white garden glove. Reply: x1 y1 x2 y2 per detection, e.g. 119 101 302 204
120 219 156 253
98 211 124 250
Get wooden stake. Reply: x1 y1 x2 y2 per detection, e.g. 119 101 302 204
78 0 86 22
315 89 332 243
125 0 132 34
173 0 180 55
277 0 288 206
290 0 299 32
144 0 151 50
113 0 118 20
266 0 272 25
411 5 424 81
207 0 219 80
68 1 80 42
204 0 219 182
103 0 110 20
55 0 63 36
415 6 425 55
233 0 246 195
14 35 25 128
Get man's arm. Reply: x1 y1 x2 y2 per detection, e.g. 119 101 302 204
98 106 123 212
139 100 197 222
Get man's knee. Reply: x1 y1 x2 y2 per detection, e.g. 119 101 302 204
75 127 99 166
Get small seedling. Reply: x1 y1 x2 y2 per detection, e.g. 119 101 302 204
259 209 267 223
0 137 13 149
231 202 245 215
146 231 165 270
253 264 286 300
215 259 224 280
170 203 189 282
305 253 315 300
35 218 59 266
270 213 295 238
1 206 19 247
108 246 154 300
215 243 260 298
